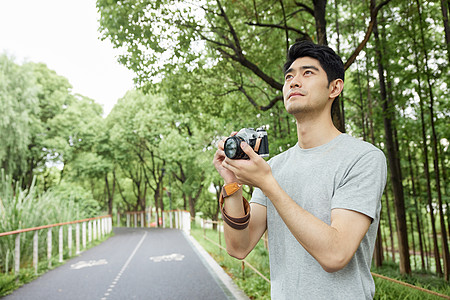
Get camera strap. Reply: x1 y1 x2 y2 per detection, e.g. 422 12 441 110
220 182 250 230
254 138 262 153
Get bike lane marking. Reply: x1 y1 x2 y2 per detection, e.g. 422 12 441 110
100 231 148 300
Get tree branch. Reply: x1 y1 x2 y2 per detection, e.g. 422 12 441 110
280 0 290 54
245 21 307 36
237 85 283 111
344 0 392 70
294 1 315 16
216 0 243 56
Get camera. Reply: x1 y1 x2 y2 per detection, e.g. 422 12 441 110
224 127 269 159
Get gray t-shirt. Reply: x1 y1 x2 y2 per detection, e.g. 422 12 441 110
251 134 387 300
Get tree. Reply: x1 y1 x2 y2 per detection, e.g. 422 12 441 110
0 55 38 182
97 0 392 132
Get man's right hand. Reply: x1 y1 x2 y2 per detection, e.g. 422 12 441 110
213 134 239 184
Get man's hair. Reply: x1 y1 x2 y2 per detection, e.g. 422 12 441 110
283 41 345 86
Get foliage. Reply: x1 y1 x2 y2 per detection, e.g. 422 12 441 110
0 54 38 181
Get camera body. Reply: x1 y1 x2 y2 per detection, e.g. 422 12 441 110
224 127 269 159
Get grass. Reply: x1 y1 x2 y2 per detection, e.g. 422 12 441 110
372 261 450 299
190 223 271 299
191 223 450 300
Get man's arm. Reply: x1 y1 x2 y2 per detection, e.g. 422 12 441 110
223 142 371 272
222 190 267 259
261 176 370 272
213 137 267 260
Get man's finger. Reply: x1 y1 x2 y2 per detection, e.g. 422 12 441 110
240 142 258 159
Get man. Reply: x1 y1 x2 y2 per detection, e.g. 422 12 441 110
213 41 387 299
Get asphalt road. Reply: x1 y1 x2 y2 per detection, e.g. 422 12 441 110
4 228 248 300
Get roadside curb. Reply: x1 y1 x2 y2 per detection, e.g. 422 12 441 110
183 232 250 300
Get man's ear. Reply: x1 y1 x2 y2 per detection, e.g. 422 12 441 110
329 79 344 100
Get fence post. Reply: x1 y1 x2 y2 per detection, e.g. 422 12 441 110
140 212 144 228
88 221 92 243
59 227 63 262
203 219 206 238
117 212 120 227
127 214 130 227
81 222 86 249
134 213 137 228
76 223 80 254
14 233 20 275
33 231 38 274
184 212 190 234
47 228 52 268
93 220 97 240
68 224 72 257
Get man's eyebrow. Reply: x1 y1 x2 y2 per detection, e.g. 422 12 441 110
284 65 319 75
284 68 293 75
300 65 320 71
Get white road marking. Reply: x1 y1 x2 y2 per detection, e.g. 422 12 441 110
70 259 108 270
149 253 185 262
101 231 147 300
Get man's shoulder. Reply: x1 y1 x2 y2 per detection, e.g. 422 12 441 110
339 134 384 156
267 144 298 166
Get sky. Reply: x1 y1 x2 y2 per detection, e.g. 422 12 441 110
0 0 135 116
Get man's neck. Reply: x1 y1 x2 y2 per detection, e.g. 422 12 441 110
296 116 341 149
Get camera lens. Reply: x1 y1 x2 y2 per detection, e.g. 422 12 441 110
224 137 239 159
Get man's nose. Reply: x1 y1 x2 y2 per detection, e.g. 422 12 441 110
290 75 302 88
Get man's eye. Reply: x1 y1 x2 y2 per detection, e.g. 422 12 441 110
285 74 293 80
304 70 313 75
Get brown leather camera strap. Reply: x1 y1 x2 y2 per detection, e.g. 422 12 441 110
219 183 250 230
220 194 250 230
254 138 262 153
222 182 242 198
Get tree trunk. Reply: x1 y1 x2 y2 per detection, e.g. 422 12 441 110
105 172 115 216
313 0 328 45
440 0 450 62
416 0 450 279
384 187 396 262
407 145 426 270
373 4 410 274
409 212 416 269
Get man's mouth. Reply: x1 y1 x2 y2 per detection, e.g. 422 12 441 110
287 90 306 99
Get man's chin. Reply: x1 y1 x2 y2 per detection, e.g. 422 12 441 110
285 104 311 116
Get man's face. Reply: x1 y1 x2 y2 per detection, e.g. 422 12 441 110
283 57 334 117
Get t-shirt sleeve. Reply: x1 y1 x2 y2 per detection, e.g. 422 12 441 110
331 149 387 220
250 187 268 207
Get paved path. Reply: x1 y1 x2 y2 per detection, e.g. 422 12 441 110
4 228 248 300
